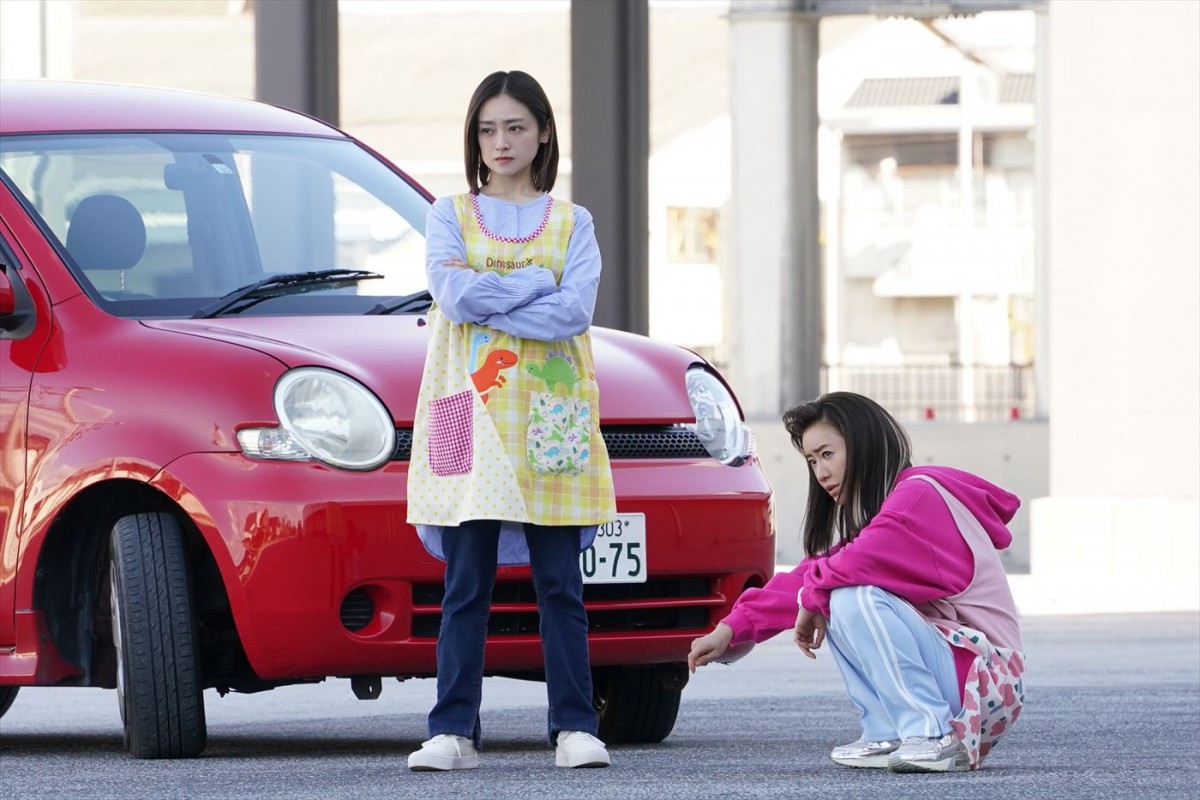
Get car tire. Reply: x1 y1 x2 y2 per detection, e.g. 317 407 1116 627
109 512 207 759
593 665 681 744
0 686 19 718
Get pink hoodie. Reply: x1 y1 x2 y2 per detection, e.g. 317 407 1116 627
721 465 1020 650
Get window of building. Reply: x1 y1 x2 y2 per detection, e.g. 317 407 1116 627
666 206 719 264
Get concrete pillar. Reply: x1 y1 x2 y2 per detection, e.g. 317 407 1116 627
728 1 822 416
1028 0 1199 613
570 0 650 335
1033 6 1051 419
0 0 72 79
254 0 340 127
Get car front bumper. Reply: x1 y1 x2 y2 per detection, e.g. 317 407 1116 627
153 452 775 681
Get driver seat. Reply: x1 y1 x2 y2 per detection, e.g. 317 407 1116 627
65 194 147 279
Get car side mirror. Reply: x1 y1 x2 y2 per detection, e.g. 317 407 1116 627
0 261 37 339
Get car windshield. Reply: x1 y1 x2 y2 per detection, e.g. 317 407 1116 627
0 132 431 318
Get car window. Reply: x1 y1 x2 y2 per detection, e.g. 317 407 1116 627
0 133 430 317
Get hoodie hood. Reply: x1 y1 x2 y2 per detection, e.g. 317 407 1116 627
899 465 1019 551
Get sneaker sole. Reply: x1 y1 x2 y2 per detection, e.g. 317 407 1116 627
555 751 611 768
408 755 480 771
887 753 970 773
831 754 892 769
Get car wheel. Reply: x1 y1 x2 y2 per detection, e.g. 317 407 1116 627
109 512 207 759
0 686 19 718
593 665 682 744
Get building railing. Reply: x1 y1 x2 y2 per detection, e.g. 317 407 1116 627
822 363 1037 422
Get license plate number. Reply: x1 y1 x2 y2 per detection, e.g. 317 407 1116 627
580 514 646 584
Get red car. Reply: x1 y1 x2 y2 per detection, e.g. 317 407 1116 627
0 80 773 758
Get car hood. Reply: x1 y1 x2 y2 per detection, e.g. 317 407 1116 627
141 317 704 425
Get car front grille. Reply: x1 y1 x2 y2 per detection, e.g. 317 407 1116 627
394 429 415 460
409 578 718 638
392 425 707 461
599 426 709 459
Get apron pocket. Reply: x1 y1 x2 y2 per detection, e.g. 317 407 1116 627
428 390 474 476
526 391 591 476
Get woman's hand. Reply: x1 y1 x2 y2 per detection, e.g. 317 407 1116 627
793 608 826 659
443 258 471 269
687 623 734 673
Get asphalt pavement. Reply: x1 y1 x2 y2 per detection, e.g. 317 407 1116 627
1 612 1197 800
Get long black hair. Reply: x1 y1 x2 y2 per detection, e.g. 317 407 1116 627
463 70 559 194
782 392 913 557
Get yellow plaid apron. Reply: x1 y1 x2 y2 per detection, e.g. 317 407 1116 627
407 194 616 534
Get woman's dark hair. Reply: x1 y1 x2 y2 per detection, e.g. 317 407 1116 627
463 70 559 194
782 392 913 557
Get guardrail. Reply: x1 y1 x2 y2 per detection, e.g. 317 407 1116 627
822 363 1037 422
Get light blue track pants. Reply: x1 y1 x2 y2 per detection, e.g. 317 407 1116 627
825 585 963 741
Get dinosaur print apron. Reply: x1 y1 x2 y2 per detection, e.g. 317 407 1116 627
407 194 616 564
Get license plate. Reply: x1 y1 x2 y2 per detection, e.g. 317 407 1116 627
580 513 646 584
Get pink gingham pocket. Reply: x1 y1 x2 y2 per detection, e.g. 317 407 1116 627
428 390 474 477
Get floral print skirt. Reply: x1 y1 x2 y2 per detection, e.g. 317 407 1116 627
936 623 1026 769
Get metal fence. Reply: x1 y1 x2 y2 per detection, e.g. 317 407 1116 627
822 364 1037 422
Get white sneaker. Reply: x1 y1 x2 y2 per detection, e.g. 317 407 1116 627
407 734 480 771
830 738 902 768
887 734 969 773
554 730 611 768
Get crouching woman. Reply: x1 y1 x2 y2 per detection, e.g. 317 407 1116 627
690 392 1026 773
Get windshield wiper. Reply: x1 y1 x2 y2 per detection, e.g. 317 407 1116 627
364 289 433 316
191 269 382 319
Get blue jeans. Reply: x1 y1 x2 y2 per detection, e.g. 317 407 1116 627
428 520 598 747
825 585 962 742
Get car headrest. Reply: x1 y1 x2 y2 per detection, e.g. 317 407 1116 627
65 194 147 271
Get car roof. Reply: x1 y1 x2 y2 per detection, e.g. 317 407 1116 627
0 80 344 138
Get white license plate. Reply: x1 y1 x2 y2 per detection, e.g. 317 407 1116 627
580 514 646 584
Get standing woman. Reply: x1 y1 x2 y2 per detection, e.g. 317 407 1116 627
406 71 615 771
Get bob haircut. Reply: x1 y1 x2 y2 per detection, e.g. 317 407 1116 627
463 71 559 194
782 392 913 557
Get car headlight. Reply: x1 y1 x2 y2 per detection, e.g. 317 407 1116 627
685 367 754 467
237 367 395 470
